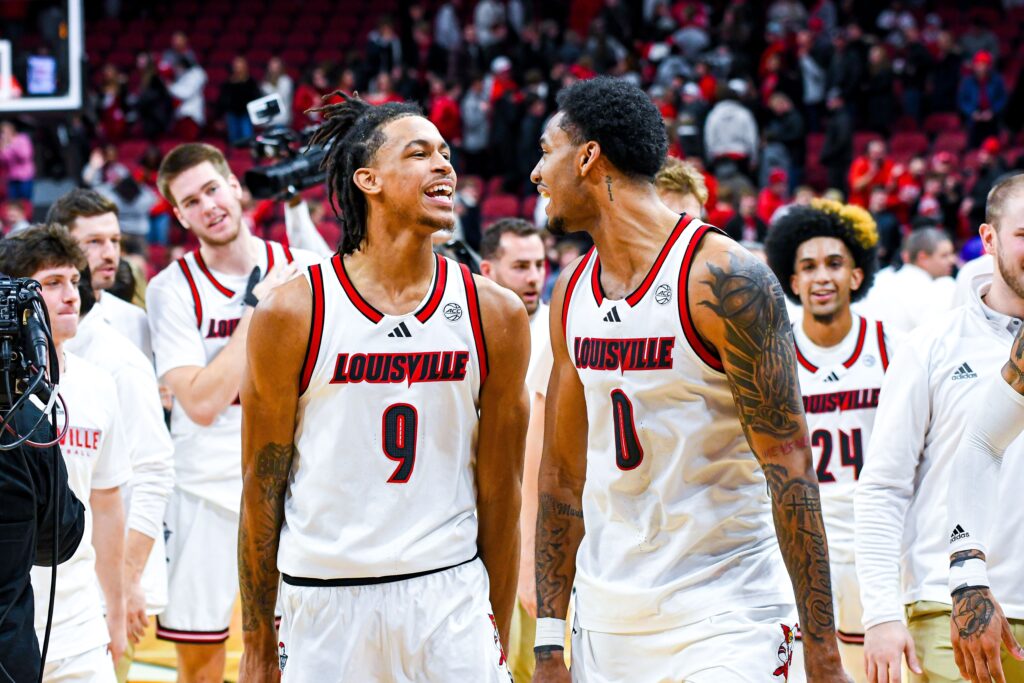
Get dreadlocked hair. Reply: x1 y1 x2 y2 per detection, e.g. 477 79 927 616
308 91 423 255
765 202 880 304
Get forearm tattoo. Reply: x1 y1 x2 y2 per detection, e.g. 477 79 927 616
1006 324 1024 392
239 442 293 632
701 252 837 642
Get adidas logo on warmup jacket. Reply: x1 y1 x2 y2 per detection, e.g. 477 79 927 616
950 363 977 380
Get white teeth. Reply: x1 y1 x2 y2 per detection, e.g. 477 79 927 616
426 185 453 197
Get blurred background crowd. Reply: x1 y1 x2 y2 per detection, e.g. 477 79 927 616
3 0 1024 292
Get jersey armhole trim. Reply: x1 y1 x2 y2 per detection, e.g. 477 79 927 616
299 263 326 396
876 320 889 371
460 264 489 384
414 253 448 323
176 258 203 329
561 248 595 337
677 224 725 372
283 243 294 263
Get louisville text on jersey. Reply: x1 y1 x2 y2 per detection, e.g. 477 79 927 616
802 388 880 414
330 351 471 386
205 317 240 339
573 336 675 372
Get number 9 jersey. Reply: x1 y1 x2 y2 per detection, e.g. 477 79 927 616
562 215 792 635
279 253 488 580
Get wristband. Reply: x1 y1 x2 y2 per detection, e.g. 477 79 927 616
949 556 990 595
534 617 566 651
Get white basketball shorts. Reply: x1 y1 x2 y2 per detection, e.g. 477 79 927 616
570 603 798 683
42 644 117 683
156 489 238 644
277 557 512 682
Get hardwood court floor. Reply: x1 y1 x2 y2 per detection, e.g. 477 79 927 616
131 600 244 682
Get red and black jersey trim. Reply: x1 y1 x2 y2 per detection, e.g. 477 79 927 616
876 320 889 371
590 214 694 308
414 254 447 324
795 317 868 373
176 258 203 328
460 264 489 384
299 264 326 396
842 317 868 369
283 243 294 263
677 223 724 372
562 248 595 336
193 250 235 297
264 240 276 272
331 253 384 324
837 630 865 645
155 619 229 644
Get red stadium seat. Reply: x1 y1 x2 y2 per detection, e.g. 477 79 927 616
924 112 961 136
933 130 968 154
889 131 929 158
481 194 521 222
853 132 883 156
521 194 539 221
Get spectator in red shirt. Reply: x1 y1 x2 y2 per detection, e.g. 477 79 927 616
847 139 894 207
292 64 331 128
757 168 789 223
427 76 461 144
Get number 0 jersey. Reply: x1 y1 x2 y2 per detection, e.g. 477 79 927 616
564 215 791 634
280 254 487 580
794 315 892 562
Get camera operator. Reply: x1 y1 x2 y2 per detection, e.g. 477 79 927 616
0 401 85 683
0 225 132 682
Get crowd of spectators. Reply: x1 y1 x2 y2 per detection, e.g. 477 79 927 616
4 0 1024 284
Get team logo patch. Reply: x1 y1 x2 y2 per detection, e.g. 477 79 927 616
278 641 288 671
773 623 794 680
488 613 509 672
444 302 463 321
655 283 672 304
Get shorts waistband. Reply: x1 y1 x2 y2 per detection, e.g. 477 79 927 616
282 553 478 587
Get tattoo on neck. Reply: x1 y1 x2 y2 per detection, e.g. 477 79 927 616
605 175 614 202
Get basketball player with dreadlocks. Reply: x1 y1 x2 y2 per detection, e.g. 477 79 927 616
765 200 892 683
237 93 529 681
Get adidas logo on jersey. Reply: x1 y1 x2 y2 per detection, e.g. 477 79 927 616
951 363 977 380
603 306 622 322
822 371 840 383
950 524 970 543
388 322 413 338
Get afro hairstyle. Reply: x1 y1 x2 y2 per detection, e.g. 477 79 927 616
555 76 668 181
765 202 879 304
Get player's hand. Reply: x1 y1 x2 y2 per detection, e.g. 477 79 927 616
238 649 281 683
252 262 299 301
125 578 148 644
532 653 570 683
864 621 922 683
951 586 1024 683
105 608 128 665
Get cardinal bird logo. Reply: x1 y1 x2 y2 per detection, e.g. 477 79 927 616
278 641 288 671
773 623 794 680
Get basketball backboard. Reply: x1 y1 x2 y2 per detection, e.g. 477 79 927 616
0 0 83 113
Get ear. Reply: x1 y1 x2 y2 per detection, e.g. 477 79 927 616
172 205 188 230
980 223 997 255
849 266 865 292
790 272 799 296
227 173 244 200
353 167 382 195
479 260 493 278
578 141 602 178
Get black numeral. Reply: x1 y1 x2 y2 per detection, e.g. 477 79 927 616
813 428 863 483
610 389 644 470
382 403 417 483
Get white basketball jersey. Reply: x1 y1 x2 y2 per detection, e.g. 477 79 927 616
280 253 486 580
147 239 306 512
564 215 791 634
794 315 890 562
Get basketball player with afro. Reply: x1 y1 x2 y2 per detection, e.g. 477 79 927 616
766 200 894 682
237 93 530 681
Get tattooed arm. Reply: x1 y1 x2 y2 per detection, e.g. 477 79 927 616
238 277 311 682
533 263 589 683
946 324 1024 682
690 235 848 681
